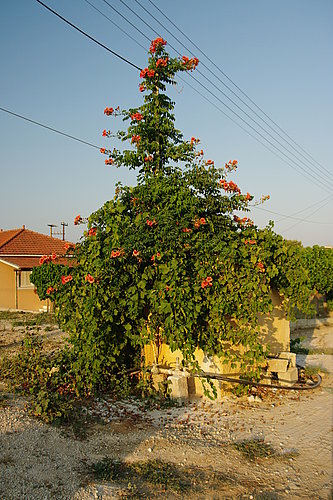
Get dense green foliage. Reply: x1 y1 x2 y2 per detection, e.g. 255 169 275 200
31 39 317 394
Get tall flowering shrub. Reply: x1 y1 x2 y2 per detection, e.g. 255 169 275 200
32 39 312 393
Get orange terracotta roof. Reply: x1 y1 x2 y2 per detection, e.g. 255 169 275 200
0 227 73 270
0 228 69 255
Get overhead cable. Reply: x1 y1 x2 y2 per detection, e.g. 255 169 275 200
146 0 332 180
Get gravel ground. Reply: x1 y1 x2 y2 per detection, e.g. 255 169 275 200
0 376 332 499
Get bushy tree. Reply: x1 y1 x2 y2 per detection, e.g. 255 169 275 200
32 38 312 393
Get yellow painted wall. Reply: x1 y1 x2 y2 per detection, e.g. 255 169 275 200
0 262 49 312
17 289 49 312
144 291 290 398
0 261 16 309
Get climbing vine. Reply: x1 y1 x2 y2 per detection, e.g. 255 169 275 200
31 38 313 393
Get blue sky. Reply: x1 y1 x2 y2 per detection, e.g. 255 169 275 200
1 0 332 246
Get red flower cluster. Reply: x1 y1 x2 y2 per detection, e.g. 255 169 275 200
196 149 204 156
182 56 199 71
46 286 55 294
201 276 213 289
102 129 109 137
146 219 157 227
194 217 206 229
190 137 200 144
133 249 140 257
151 252 161 261
225 159 238 171
74 214 82 225
88 227 97 237
85 274 95 283
182 228 192 233
100 148 106 154
144 155 153 162
104 107 114 115
219 179 241 194
131 112 143 121
205 159 214 166
244 239 256 245
149 37 167 53
131 135 141 144
64 242 75 251
139 84 145 92
61 275 73 284
140 68 155 79
39 253 57 265
258 262 265 273
111 249 121 258
234 216 253 226
156 57 168 68
245 192 252 201
105 158 114 165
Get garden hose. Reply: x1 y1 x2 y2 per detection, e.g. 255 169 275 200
193 367 322 391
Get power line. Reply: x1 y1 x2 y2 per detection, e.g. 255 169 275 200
283 196 333 232
128 0 333 187
108 0 333 192
252 197 333 225
35 0 141 71
95 0 332 194
0 106 100 149
146 0 332 180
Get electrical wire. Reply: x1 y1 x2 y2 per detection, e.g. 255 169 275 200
283 196 333 232
92 0 332 194
134 0 333 185
146 0 332 180
0 106 100 149
108 0 333 191
251 197 333 225
35 0 141 70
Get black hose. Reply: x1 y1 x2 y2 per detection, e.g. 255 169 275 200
194 368 322 390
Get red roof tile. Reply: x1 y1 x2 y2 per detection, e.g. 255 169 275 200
0 228 72 269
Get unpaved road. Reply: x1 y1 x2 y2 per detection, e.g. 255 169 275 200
0 315 332 499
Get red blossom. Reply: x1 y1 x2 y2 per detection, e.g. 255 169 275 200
156 57 168 67
219 179 241 194
111 249 121 258
205 159 214 165
131 112 143 121
131 135 141 144
139 84 145 92
132 250 140 257
201 276 213 288
182 228 192 233
258 262 265 273
105 158 114 165
100 148 106 154
144 155 153 162
200 217 206 224
46 286 55 294
104 107 114 116
149 37 167 53
61 275 73 285
85 274 95 283
245 192 252 201
51 253 57 261
88 228 97 237
74 214 82 226
102 129 108 137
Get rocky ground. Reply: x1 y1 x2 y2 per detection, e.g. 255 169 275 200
0 312 332 499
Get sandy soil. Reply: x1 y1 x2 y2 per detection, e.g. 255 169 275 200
0 316 332 499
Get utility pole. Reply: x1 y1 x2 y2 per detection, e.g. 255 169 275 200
61 221 68 241
47 224 57 238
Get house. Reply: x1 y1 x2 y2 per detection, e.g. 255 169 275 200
0 226 69 312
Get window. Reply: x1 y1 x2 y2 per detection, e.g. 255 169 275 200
18 271 34 289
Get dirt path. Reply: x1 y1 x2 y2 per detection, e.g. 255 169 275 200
0 314 332 499
0 376 332 499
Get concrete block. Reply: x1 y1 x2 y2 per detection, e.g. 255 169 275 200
151 373 167 392
278 351 296 367
267 358 289 373
278 367 298 387
168 374 189 400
